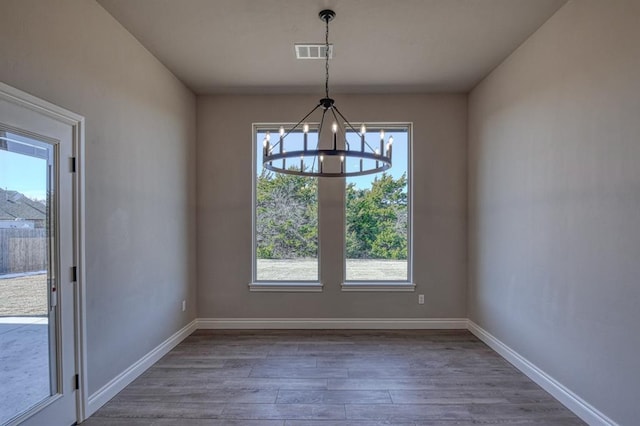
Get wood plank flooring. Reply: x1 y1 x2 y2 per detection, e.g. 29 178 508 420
84 330 585 425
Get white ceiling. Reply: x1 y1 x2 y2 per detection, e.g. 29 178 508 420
97 0 567 94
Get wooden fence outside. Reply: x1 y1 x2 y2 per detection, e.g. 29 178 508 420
0 228 47 275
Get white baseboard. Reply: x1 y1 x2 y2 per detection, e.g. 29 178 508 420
196 317 468 329
86 319 197 418
467 320 618 426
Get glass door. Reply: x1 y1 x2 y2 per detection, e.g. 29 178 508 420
0 130 57 425
0 83 79 426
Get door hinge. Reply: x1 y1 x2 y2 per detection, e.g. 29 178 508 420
49 277 57 308
71 266 77 282
70 157 76 173
74 374 80 390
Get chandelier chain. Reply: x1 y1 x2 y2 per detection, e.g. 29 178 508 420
325 15 330 99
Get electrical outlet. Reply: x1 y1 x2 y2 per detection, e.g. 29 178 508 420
418 294 424 305
182 300 186 312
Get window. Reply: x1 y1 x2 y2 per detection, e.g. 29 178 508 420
344 125 412 287
251 123 412 292
252 126 320 288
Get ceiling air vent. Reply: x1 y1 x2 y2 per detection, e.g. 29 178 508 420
295 44 334 60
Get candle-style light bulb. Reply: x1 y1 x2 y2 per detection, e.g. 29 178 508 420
263 138 268 148
375 148 380 155
380 130 385 140
279 126 285 137
340 155 345 173
265 132 271 142
360 124 366 135
302 123 309 151
340 155 345 162
320 155 324 162
388 135 394 146
331 122 338 150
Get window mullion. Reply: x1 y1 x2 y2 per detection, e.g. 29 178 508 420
317 175 345 288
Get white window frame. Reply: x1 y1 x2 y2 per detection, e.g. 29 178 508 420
250 122 414 293
341 122 415 292
250 123 323 292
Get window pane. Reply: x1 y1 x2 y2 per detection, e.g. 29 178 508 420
345 126 409 281
255 129 319 281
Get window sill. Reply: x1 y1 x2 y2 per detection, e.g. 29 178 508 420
341 282 416 292
249 282 323 292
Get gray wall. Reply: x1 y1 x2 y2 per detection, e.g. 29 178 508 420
468 1 640 424
197 94 467 318
0 0 197 395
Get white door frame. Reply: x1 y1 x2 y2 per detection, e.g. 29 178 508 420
0 81 88 423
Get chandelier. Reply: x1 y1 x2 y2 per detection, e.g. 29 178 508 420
262 9 393 177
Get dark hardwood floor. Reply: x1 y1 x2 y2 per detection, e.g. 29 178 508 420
84 330 585 425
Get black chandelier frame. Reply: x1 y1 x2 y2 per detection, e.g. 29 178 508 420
262 9 393 178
